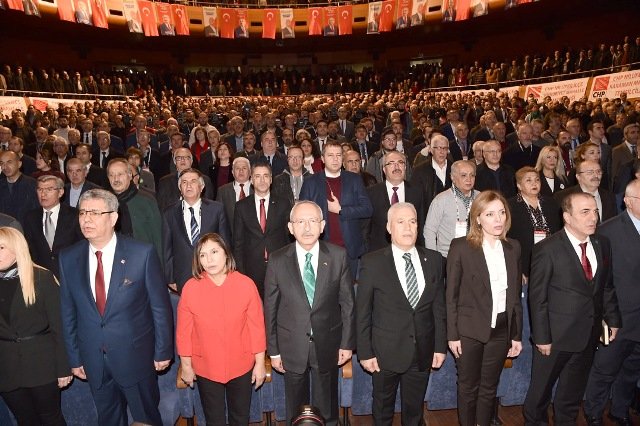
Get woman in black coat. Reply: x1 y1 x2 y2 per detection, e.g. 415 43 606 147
0 227 71 425
507 166 562 282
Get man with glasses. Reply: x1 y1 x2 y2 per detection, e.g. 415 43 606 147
367 128 408 183
24 175 83 277
156 147 213 211
59 189 173 426
366 150 425 252
475 139 516 198
554 160 617 222
411 134 452 213
64 157 100 207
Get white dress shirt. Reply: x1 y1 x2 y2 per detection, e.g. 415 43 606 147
88 233 117 301
482 239 508 328
433 159 447 186
391 244 426 302
182 199 202 236
564 228 598 276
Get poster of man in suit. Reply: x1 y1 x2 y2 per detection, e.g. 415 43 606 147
366 2 380 34
202 7 219 37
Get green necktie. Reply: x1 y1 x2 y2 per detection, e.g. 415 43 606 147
303 252 316 307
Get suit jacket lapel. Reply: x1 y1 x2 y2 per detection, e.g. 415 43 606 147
415 249 435 307
77 241 99 314
104 237 127 317
559 231 592 292
383 246 415 310
174 203 192 246
200 200 212 235
503 240 519 299
265 197 279 233
312 243 330 309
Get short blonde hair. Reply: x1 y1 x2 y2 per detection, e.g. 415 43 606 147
466 190 511 248
0 227 40 306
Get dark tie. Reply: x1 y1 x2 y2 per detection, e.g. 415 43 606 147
239 183 246 200
403 253 419 309
579 242 593 281
359 143 367 159
303 252 315 306
632 144 638 158
101 152 107 168
84 133 89 143
189 207 199 246
391 187 399 205
95 251 106 316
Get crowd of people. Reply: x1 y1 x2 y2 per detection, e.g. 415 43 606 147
0 67 639 426
1 35 638 98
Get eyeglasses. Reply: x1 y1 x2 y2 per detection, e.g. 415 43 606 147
577 170 602 176
384 160 406 168
78 210 114 218
174 156 191 162
432 146 449 151
36 187 61 194
290 218 322 226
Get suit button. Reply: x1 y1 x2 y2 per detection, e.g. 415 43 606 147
309 336 314 342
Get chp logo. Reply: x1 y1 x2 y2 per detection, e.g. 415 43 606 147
591 76 610 99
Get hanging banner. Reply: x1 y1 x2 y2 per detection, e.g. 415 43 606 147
323 6 337 36
57 0 75 22
411 0 425 26
234 8 248 38
24 0 40 16
138 0 158 36
337 5 352 35
122 0 143 33
156 3 174 36
308 7 323 36
6 0 23 11
202 7 218 37
0 97 28 116
280 8 294 39
396 0 410 29
379 0 394 32
74 0 91 24
589 70 640 100
91 0 108 28
262 8 277 39
219 8 235 39
525 77 589 102
471 0 488 17
367 2 381 34
171 4 189 35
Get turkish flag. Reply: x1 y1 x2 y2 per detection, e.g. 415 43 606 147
307 7 322 36
219 8 235 39
338 5 352 35
138 0 158 36
57 0 75 22
379 0 395 32
262 9 277 39
171 4 189 35
91 0 108 28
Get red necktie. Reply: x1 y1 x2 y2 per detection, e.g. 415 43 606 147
95 251 106 315
579 242 593 281
239 183 246 200
259 199 266 233
391 187 399 205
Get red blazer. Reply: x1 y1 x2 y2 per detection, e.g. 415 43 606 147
176 271 266 383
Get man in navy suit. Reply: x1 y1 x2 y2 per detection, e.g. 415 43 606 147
59 189 173 426
162 168 230 293
299 141 373 277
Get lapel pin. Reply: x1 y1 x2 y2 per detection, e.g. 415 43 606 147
323 262 328 266
121 259 126 264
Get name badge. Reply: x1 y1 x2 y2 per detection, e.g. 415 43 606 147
455 221 468 238
533 231 547 245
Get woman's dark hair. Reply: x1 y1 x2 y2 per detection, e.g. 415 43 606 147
192 233 236 279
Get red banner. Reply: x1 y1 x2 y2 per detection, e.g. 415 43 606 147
156 3 174 36
323 6 337 36
57 0 75 22
6 0 24 11
138 0 158 36
91 0 108 28
308 7 323 36
219 8 235 39
337 5 352 35
171 4 189 35
262 9 277 39
379 0 395 32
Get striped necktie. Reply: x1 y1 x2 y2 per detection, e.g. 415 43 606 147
403 252 419 309
189 207 199 246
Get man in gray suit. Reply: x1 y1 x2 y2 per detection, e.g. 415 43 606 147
264 200 355 425
216 156 252 236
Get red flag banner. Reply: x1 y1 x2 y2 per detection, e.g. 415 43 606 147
396 0 410 29
235 8 249 38
91 0 109 28
323 6 337 36
379 0 394 32
6 0 23 12
138 0 158 36
57 0 75 22
280 8 294 39
122 0 143 33
156 3 175 35
262 8 277 39
171 4 189 35
219 8 235 39
338 5 352 35
202 7 218 37
308 7 323 36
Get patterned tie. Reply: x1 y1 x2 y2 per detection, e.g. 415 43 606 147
632 144 638 158
303 252 315 307
391 187 399 205
403 253 419 309
239 183 246 200
189 207 199 246
579 242 593 281
44 210 55 249
95 251 106 316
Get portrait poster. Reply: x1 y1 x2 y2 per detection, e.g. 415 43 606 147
395 0 410 30
122 0 143 33
156 3 175 36
202 7 219 37
323 6 337 37
279 8 294 39
411 0 426 26
366 2 381 34
234 8 249 38
73 0 92 24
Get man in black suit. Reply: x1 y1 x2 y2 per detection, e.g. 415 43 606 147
64 158 100 208
156 148 214 212
92 131 123 170
75 143 109 188
233 164 290 298
449 122 473 162
357 202 446 425
524 192 622 425
272 146 311 207
135 130 162 186
475 140 517 198
554 160 617 223
502 123 541 172
24 175 84 278
216 157 252 236
584 179 640 425
8 135 37 176
250 131 287 177
337 106 355 141
410 134 452 212
162 168 229 293
0 150 38 225
366 151 424 252
264 200 355 426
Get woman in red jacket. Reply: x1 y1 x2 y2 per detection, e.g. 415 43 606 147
177 233 266 426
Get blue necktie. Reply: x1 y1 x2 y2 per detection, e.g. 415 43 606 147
189 207 199 246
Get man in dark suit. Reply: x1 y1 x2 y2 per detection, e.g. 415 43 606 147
23 175 83 277
158 14 175 35
337 106 355 141
0 150 38 225
502 123 541 172
323 17 337 36
357 202 446 425
59 189 173 426
366 151 424 252
554 160 617 223
233 164 290 298
162 168 229 293
216 157 252 236
449 122 473 162
64 158 101 207
250 131 287 178
156 147 214 212
475 140 517 199
272 146 311 207
611 123 639 181
264 200 355 425
134 130 162 186
584 179 640 425
75 143 108 188
410 134 452 211
234 17 249 38
299 141 373 278
125 115 159 151
523 192 622 425
92 131 124 170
